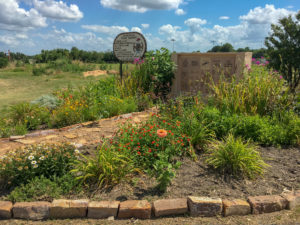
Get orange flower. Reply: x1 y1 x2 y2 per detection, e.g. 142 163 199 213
157 129 168 138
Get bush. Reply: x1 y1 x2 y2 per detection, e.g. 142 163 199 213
71 142 135 188
32 66 46 76
8 176 62 202
206 134 269 179
0 143 77 187
10 102 50 130
111 114 195 191
31 95 61 110
8 173 80 202
0 57 9 68
131 48 175 100
208 65 292 116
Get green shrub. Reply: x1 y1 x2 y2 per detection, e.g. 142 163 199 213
31 95 61 110
131 48 175 99
32 66 46 76
0 143 77 187
10 102 50 130
71 143 135 188
206 134 269 179
8 176 62 202
111 114 195 191
0 57 9 68
208 65 293 116
7 173 80 202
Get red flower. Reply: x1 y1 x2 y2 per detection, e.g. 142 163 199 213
152 141 155 144
148 149 152 153
137 151 141 155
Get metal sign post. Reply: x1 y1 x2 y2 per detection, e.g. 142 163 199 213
113 32 147 82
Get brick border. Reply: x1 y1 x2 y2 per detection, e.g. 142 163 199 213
0 190 299 220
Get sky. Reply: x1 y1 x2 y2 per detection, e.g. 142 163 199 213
0 0 299 55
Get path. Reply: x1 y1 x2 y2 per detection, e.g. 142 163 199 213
0 108 157 156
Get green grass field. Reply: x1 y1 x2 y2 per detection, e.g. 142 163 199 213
0 66 110 116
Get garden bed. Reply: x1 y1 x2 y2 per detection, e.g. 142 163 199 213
69 146 300 201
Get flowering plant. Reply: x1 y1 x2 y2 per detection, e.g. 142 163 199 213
0 143 77 187
111 113 195 190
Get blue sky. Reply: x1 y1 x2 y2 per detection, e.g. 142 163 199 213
0 0 299 55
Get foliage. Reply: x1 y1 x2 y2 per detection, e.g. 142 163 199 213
34 48 118 64
0 143 77 187
208 65 292 116
32 66 47 76
8 176 62 202
265 11 300 92
208 43 235 52
131 48 175 100
31 94 61 110
205 134 269 179
71 142 135 188
10 102 50 130
0 57 9 68
8 174 80 202
160 97 215 150
112 114 195 190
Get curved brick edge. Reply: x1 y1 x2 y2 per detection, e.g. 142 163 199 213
0 190 299 221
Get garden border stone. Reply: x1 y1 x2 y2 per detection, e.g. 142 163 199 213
0 201 13 219
0 190 299 221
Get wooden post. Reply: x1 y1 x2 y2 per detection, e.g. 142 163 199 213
119 61 123 83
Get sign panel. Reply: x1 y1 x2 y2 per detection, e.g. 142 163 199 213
113 32 147 62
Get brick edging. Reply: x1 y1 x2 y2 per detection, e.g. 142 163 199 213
0 190 299 220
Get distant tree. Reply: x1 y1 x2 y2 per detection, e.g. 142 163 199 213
237 47 250 52
0 56 8 68
265 11 300 92
208 43 235 52
252 48 267 58
220 43 235 52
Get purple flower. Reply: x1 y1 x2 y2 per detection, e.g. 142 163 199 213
265 61 269 64
252 58 256 62
279 75 283 79
256 61 260 65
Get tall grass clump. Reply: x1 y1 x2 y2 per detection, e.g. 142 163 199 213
206 134 269 179
71 142 136 188
209 65 293 116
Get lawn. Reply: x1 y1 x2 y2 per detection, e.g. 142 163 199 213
0 63 128 116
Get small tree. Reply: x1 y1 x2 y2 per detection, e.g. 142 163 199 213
265 11 300 93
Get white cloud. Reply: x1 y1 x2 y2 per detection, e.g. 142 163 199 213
184 18 207 33
131 27 142 33
33 0 83 22
175 8 186 15
239 4 293 24
156 4 297 52
0 0 47 31
100 0 183 13
38 28 109 51
219 16 230 20
81 25 129 36
286 5 294 9
159 24 181 36
141 24 150 29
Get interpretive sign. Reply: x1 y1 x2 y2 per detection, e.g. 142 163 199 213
113 32 147 62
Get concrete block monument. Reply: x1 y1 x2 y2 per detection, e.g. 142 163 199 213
171 52 252 97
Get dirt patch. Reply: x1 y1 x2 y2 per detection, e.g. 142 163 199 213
79 146 300 201
83 70 119 77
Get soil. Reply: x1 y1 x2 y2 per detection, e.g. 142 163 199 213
77 146 300 202
2 207 300 225
83 70 118 77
